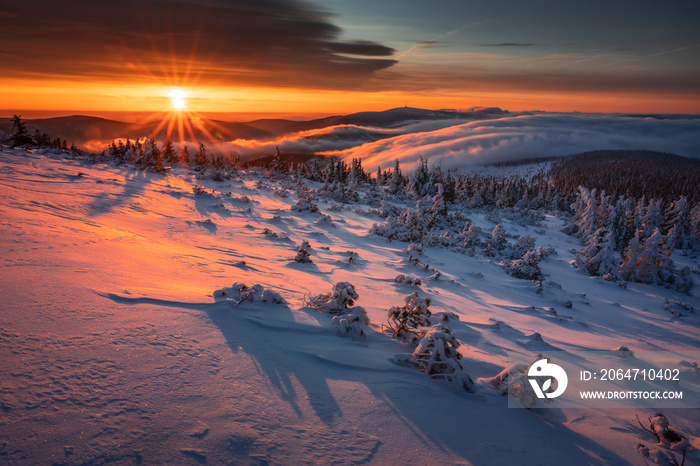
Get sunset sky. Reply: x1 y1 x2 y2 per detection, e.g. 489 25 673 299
2 0 699 117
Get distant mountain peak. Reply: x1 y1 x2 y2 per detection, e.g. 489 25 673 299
383 106 435 114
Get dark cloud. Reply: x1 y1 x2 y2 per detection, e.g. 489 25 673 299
0 0 396 88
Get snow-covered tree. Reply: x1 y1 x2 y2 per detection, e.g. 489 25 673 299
663 197 689 250
393 323 476 392
431 183 447 216
569 186 598 239
485 224 508 256
620 231 644 282
575 227 621 280
508 249 544 280
387 291 432 343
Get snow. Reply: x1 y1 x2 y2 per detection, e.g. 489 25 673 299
0 146 699 464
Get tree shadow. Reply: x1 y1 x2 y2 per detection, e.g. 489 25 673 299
87 169 150 217
100 292 634 465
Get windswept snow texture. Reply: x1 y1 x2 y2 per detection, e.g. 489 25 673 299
1 147 699 464
327 114 700 171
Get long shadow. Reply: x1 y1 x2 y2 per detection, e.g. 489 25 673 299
101 292 343 425
100 292 634 465
87 169 150 217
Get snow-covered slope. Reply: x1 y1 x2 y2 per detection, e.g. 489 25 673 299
1 147 698 465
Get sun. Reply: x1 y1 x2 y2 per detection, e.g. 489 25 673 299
169 89 187 110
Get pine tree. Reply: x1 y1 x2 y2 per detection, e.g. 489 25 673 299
180 143 189 167
485 224 507 256
663 197 689 249
163 138 176 166
9 115 32 147
196 142 207 168
576 227 621 280
620 231 643 282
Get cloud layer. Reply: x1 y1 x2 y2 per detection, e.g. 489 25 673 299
323 114 700 171
0 0 395 89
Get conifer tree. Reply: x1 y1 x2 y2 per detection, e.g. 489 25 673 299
9 115 32 147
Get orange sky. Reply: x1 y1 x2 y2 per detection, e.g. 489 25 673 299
2 1 699 117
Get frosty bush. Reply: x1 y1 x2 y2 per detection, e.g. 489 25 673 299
482 353 548 408
387 292 432 343
636 413 688 466
393 323 476 392
347 251 359 264
394 274 422 287
262 228 289 241
673 266 694 295
506 250 543 280
315 214 335 226
193 185 215 197
291 196 319 213
506 247 554 280
307 282 368 337
295 241 312 263
462 224 482 249
332 307 370 338
482 362 538 408
213 283 287 305
508 235 536 260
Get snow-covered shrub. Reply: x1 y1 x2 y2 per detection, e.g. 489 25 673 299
481 361 538 408
393 323 476 392
332 307 370 338
307 282 368 337
615 346 634 357
663 299 695 317
508 235 536 259
213 283 287 305
315 214 335 226
506 250 543 280
507 246 555 280
636 413 688 466
262 228 289 241
387 292 432 343
379 200 402 218
347 251 359 264
193 184 215 197
273 188 289 198
291 196 319 213
407 242 423 255
294 243 312 263
394 274 422 287
307 282 359 315
482 353 550 408
370 202 433 243
673 266 694 295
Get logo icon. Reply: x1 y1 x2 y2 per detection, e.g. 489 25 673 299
528 358 568 399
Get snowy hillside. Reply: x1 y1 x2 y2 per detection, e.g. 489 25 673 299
1 146 699 465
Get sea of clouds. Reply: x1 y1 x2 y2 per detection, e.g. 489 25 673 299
322 113 700 172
